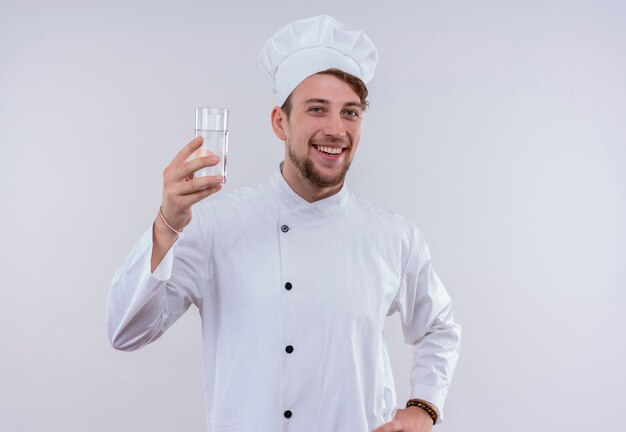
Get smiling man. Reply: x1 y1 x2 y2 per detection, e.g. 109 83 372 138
107 15 460 432
273 70 365 201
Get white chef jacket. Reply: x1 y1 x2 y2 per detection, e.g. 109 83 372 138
107 167 461 432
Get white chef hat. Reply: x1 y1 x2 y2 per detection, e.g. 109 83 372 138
258 14 378 106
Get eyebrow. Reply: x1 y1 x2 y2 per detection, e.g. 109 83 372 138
304 98 329 105
303 98 363 109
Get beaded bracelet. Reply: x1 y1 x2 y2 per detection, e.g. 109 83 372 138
158 206 183 235
406 399 438 425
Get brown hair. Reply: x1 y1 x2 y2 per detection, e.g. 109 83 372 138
280 68 369 117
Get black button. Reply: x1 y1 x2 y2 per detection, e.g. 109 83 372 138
284 410 292 418
281 224 289 233
285 282 292 290
285 345 294 353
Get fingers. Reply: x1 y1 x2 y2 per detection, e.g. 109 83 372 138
161 180 222 225
165 174 223 211
178 182 222 207
178 175 224 196
177 153 221 180
170 136 203 166
159 137 224 231
164 150 221 186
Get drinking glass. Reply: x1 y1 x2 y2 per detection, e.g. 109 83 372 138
192 107 228 181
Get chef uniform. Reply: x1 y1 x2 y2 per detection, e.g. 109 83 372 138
107 15 461 432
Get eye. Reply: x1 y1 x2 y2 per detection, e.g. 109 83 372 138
343 109 360 118
307 106 325 113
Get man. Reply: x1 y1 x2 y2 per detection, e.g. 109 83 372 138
107 15 460 432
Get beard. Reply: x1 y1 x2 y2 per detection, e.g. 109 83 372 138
287 141 352 188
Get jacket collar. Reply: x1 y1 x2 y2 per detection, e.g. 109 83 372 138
270 162 350 216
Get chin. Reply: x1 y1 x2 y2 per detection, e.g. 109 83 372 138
307 165 350 188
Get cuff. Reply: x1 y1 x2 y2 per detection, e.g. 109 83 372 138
409 384 446 423
140 224 184 281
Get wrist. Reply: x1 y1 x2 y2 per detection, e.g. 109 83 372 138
406 399 439 425
154 210 181 243
150 212 179 274
158 205 184 235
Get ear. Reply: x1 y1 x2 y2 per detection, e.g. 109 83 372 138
271 106 287 141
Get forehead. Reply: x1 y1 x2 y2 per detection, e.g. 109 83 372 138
289 73 360 105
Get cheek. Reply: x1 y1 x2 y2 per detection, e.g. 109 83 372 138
348 122 361 138
349 130 361 148
287 132 311 153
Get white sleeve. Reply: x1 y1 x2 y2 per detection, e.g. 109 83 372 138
388 226 461 421
106 212 209 351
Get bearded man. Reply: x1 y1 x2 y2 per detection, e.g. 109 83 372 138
107 14 461 432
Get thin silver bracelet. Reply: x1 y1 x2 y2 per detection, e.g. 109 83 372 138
158 206 183 235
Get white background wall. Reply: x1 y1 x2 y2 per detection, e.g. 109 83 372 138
1 1 624 431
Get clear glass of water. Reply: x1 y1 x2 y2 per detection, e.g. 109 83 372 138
193 107 229 181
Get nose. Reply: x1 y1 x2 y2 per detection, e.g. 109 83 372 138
322 113 346 138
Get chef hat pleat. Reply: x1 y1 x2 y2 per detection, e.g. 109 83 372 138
258 14 378 106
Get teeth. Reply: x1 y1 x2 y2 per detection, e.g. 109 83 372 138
316 146 342 155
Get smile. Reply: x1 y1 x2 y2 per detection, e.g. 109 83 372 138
312 145 345 156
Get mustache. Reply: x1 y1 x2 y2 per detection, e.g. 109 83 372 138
310 136 350 147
